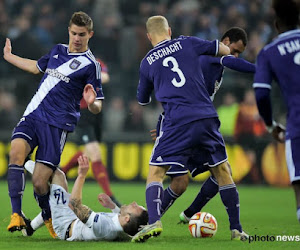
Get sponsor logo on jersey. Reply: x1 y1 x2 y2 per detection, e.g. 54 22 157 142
53 54 59 59
69 59 81 70
94 214 99 222
45 68 70 83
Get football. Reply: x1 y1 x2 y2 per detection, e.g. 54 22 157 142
188 212 218 238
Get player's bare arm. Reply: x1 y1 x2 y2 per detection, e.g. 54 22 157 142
69 199 92 223
3 38 40 74
69 155 93 223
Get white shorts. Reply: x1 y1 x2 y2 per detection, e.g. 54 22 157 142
50 184 77 240
285 139 300 183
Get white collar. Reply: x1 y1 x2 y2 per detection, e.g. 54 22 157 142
278 29 300 38
112 213 123 232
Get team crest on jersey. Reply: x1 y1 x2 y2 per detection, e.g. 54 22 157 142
69 59 81 70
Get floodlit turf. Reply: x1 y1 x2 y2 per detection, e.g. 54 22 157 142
0 180 299 249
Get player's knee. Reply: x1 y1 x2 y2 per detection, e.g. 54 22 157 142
170 175 189 195
211 162 231 178
9 148 26 165
32 176 49 194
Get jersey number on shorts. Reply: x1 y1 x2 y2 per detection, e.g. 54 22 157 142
163 56 186 87
54 188 67 205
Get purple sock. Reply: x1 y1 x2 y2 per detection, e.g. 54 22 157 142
8 164 25 215
219 184 242 232
184 176 219 218
34 192 51 221
161 186 180 215
146 182 163 224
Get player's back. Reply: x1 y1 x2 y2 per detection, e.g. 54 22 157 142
139 36 218 130
256 29 300 138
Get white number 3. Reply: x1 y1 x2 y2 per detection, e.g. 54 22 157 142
294 52 300 65
163 56 186 87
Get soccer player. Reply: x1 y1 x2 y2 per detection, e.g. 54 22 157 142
4 11 103 238
160 27 255 222
253 0 300 222
62 58 121 207
132 15 248 242
22 156 148 241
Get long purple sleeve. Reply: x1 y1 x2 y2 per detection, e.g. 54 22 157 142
254 87 273 126
221 56 255 73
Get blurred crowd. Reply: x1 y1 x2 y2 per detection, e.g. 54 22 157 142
0 0 285 145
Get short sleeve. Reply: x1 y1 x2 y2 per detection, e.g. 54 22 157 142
137 61 153 105
37 50 52 73
189 37 219 57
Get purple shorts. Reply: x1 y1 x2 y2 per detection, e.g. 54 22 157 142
151 114 227 175
12 116 68 168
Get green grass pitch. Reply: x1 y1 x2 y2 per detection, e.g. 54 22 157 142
0 180 299 249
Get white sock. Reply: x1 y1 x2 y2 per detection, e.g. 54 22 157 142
31 212 44 230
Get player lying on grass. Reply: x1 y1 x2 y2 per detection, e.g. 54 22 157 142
22 156 148 241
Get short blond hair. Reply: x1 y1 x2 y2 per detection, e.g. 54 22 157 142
146 16 169 35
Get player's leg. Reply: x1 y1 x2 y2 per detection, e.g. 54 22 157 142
7 138 31 232
189 117 247 240
32 123 68 238
210 161 248 240
23 163 69 237
180 175 219 223
285 138 300 222
161 169 189 216
178 155 219 223
132 164 168 242
7 116 36 233
49 169 77 240
32 162 57 238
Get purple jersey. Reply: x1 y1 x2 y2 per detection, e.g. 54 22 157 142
200 55 255 100
253 29 300 139
137 36 219 131
200 55 225 100
23 44 104 132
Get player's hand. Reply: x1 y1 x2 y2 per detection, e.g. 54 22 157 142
150 129 157 141
272 123 286 143
98 193 116 209
77 155 89 177
83 84 96 105
3 38 12 59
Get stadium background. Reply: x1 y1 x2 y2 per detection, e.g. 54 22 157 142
0 0 289 186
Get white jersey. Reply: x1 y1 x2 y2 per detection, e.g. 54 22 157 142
68 212 123 241
50 184 124 241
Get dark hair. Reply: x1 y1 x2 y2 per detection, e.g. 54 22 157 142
272 0 299 28
69 11 93 32
221 27 248 46
123 210 149 236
